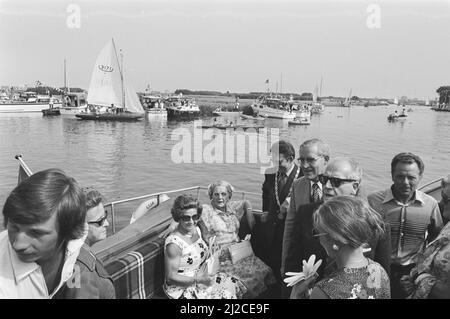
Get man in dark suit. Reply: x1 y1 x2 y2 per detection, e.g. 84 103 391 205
281 139 330 278
282 157 391 298
252 140 302 294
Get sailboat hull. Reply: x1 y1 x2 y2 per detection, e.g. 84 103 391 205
75 113 144 121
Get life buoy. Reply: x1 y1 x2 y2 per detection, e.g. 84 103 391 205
130 194 170 224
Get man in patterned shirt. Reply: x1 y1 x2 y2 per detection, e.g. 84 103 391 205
368 152 443 299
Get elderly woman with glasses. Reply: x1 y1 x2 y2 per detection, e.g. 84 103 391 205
163 194 246 299
306 196 390 299
199 181 276 298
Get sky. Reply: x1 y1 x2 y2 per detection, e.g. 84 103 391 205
1 0 449 99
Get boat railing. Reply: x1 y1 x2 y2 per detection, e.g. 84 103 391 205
418 177 442 196
104 186 264 235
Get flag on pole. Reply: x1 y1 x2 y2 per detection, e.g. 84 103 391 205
15 155 32 185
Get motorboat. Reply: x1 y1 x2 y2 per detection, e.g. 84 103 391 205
251 95 296 120
240 113 265 121
60 92 88 116
288 117 311 125
0 94 62 113
165 96 200 119
13 155 443 299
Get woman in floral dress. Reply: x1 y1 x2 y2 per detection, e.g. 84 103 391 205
400 221 450 298
199 180 276 298
163 194 246 299
309 196 390 299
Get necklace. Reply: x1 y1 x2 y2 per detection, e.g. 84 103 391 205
274 166 300 207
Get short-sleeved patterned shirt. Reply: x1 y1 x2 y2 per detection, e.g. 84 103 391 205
316 258 391 299
201 201 246 247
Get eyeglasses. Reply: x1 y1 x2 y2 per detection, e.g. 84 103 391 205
88 211 108 227
318 174 358 188
297 156 323 164
179 214 200 223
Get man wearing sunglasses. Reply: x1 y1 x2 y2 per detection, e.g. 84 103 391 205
281 138 330 285
84 188 110 247
282 157 391 298
0 170 114 299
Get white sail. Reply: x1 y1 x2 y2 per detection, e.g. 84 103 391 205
87 39 144 114
313 85 318 102
87 39 123 108
394 97 399 105
124 80 144 113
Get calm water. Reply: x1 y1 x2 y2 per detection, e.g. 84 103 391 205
1 105 449 229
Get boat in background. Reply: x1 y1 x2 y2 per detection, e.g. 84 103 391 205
140 94 166 114
240 113 265 121
251 95 296 119
60 92 87 115
165 94 200 119
288 117 310 125
76 39 145 121
0 94 62 113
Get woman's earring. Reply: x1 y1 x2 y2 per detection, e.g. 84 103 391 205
332 244 339 251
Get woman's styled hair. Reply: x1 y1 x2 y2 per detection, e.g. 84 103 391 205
313 195 385 248
207 180 234 200
171 194 202 222
3 168 87 243
83 187 103 210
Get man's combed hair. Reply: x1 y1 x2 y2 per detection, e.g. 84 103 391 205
271 140 296 161
300 138 331 161
3 169 87 243
83 187 103 210
391 152 424 176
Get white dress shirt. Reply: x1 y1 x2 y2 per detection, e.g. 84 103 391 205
0 226 88 299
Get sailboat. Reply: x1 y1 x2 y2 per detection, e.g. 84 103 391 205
311 84 324 114
59 59 88 116
343 89 352 107
76 39 144 121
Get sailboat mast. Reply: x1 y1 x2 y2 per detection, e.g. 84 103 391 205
319 76 323 100
64 58 67 93
280 72 283 95
121 49 125 110
112 39 125 110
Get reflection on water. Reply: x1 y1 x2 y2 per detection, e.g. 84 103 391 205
1 106 449 228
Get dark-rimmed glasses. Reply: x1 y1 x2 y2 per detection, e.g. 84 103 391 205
179 214 200 223
88 211 108 227
318 174 358 188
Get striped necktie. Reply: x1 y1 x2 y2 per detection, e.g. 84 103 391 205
312 182 322 202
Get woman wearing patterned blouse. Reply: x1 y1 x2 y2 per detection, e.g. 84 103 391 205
199 180 276 298
163 194 246 299
309 196 391 299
